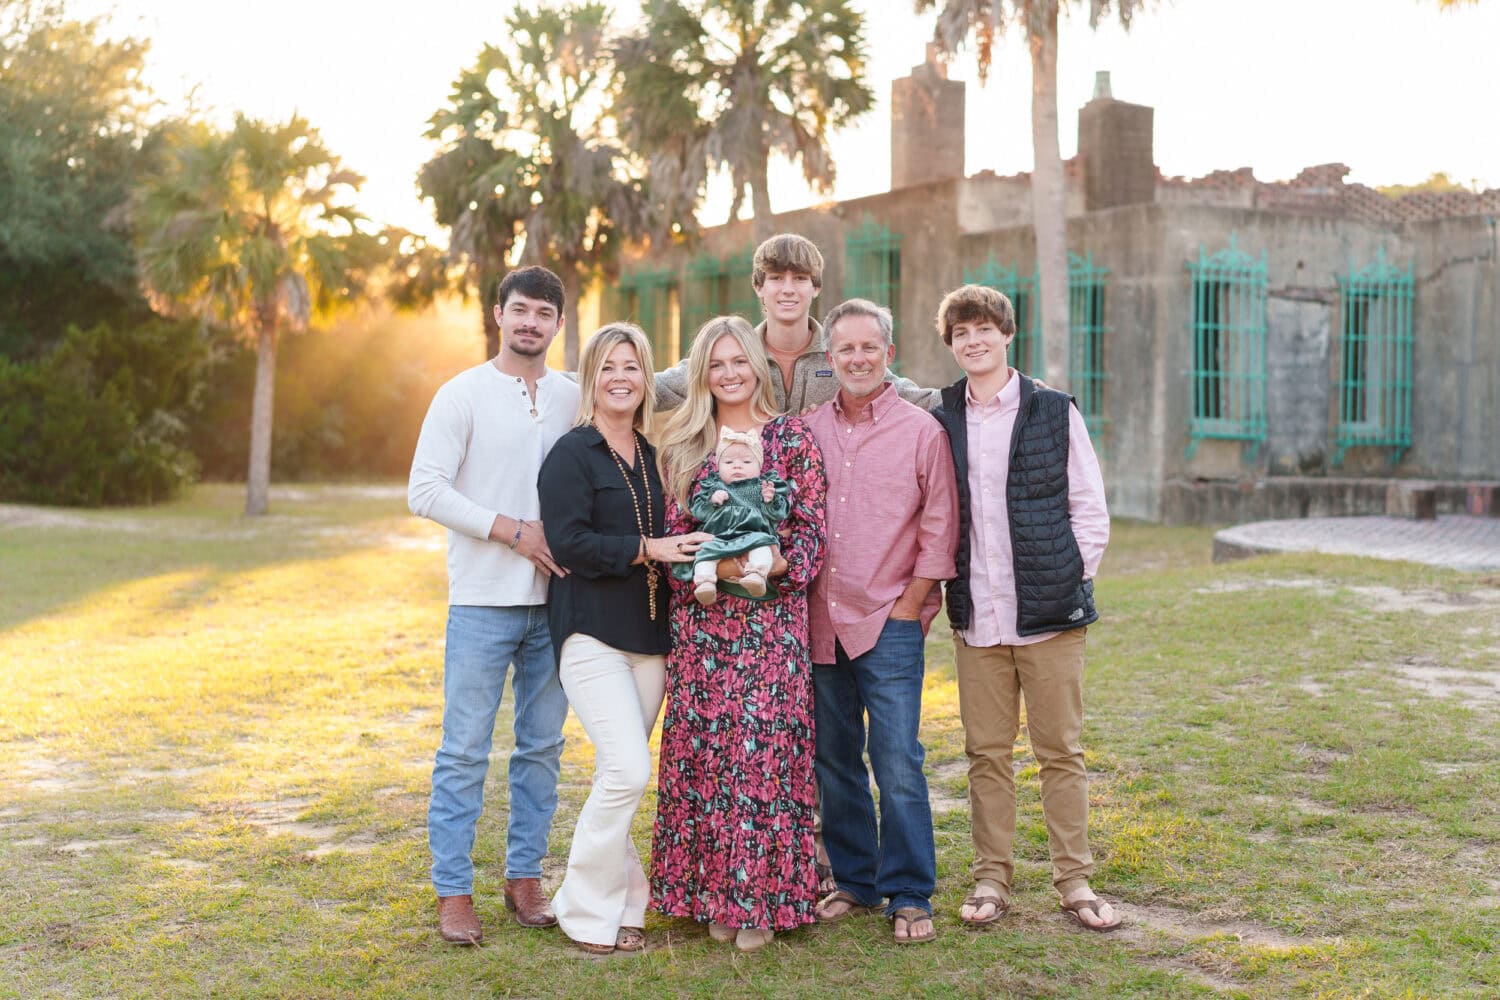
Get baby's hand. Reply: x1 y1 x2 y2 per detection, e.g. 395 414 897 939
711 489 729 505
761 480 775 502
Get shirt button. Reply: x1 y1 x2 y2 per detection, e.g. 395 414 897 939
845 462 851 467
839 497 845 503
834 532 840 538
831 601 837 607
831 567 837 573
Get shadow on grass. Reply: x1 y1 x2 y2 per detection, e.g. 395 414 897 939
0 482 432 632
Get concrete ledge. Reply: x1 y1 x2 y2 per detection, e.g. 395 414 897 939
1212 515 1500 572
1162 477 1500 526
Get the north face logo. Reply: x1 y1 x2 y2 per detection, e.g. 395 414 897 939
1068 607 1085 621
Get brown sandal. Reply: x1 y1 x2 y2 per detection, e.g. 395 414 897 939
615 926 646 952
891 906 937 944
960 893 1010 927
815 889 875 922
570 936 615 956
1060 896 1122 932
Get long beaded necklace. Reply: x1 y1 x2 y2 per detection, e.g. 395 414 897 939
599 425 659 620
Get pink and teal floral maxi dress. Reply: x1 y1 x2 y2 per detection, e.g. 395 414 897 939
649 416 827 931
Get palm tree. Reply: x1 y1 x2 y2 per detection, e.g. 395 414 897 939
420 2 650 366
916 0 1145 392
615 0 876 241
134 115 381 516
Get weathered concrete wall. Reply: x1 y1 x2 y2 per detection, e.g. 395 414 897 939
891 56 965 191
1401 215 1500 479
619 194 1498 525
1265 296 1331 475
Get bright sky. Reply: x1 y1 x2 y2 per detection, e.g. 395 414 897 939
84 0 1499 238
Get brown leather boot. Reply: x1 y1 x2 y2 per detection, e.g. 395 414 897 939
503 877 557 927
436 893 483 944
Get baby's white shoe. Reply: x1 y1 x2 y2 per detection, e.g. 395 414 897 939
694 580 719 606
739 572 767 598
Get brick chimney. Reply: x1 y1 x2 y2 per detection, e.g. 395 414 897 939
1077 72 1155 211
890 43 966 190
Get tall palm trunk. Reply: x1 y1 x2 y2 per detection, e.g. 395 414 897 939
562 268 581 369
245 316 278 517
749 148 774 244
1029 3 1070 391
482 269 501 360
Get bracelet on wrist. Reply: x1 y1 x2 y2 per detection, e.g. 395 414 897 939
510 518 525 550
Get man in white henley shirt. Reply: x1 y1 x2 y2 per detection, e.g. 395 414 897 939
408 266 579 944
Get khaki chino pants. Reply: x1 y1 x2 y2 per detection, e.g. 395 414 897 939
954 627 1093 899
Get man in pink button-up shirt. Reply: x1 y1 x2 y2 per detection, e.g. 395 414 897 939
804 299 959 945
929 284 1119 933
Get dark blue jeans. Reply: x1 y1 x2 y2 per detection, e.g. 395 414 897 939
813 617 936 915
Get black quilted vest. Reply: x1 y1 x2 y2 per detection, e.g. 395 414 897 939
933 375 1097 637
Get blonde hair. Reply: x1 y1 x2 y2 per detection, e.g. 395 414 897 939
574 322 656 434
657 316 781 504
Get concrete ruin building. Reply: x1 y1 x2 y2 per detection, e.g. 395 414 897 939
611 50 1500 524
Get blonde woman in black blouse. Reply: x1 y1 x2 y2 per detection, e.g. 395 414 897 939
536 322 710 956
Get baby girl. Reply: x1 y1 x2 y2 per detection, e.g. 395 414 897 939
672 428 790 605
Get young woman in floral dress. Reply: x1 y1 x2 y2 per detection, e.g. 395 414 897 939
650 316 827 952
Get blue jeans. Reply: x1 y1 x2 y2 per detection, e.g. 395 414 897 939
813 617 936 915
430 605 567 895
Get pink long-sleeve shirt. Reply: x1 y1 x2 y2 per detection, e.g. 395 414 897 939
806 383 960 663
962 370 1110 648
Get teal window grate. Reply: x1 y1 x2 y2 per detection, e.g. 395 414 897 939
1334 247 1413 466
723 248 758 324
681 252 726 354
1067 252 1109 441
617 268 678 367
1185 232 1267 456
962 254 1041 377
845 218 903 362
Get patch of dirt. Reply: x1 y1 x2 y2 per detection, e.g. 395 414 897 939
1352 585 1500 616
1114 900 1317 950
1195 578 1333 596
119 765 217 782
1196 578 1500 618
15 757 99 794
1294 748 1350 773
1296 679 1329 697
55 838 135 854
928 760 968 815
1291 796 1338 817
1142 957 1245 996
1394 655 1500 708
306 833 379 858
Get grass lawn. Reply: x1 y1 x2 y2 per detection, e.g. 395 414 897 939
2 484 1497 999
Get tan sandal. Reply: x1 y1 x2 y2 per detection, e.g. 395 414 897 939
960 892 1010 928
1060 896 1122 932
615 926 646 952
891 906 937 944
815 889 875 922
570 936 614 956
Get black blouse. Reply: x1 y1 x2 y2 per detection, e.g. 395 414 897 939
537 425 670 660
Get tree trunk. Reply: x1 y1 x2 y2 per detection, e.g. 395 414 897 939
245 319 278 517
749 149 774 245
562 267 581 370
1030 5 1071 392
482 270 500 360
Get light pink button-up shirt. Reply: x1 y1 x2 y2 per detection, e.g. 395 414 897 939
806 383 960 663
963 370 1110 648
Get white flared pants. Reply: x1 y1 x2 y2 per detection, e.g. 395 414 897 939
551 634 665 948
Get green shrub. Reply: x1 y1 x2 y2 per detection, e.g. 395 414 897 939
0 319 204 506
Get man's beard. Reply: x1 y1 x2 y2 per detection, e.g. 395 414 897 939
506 329 548 356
